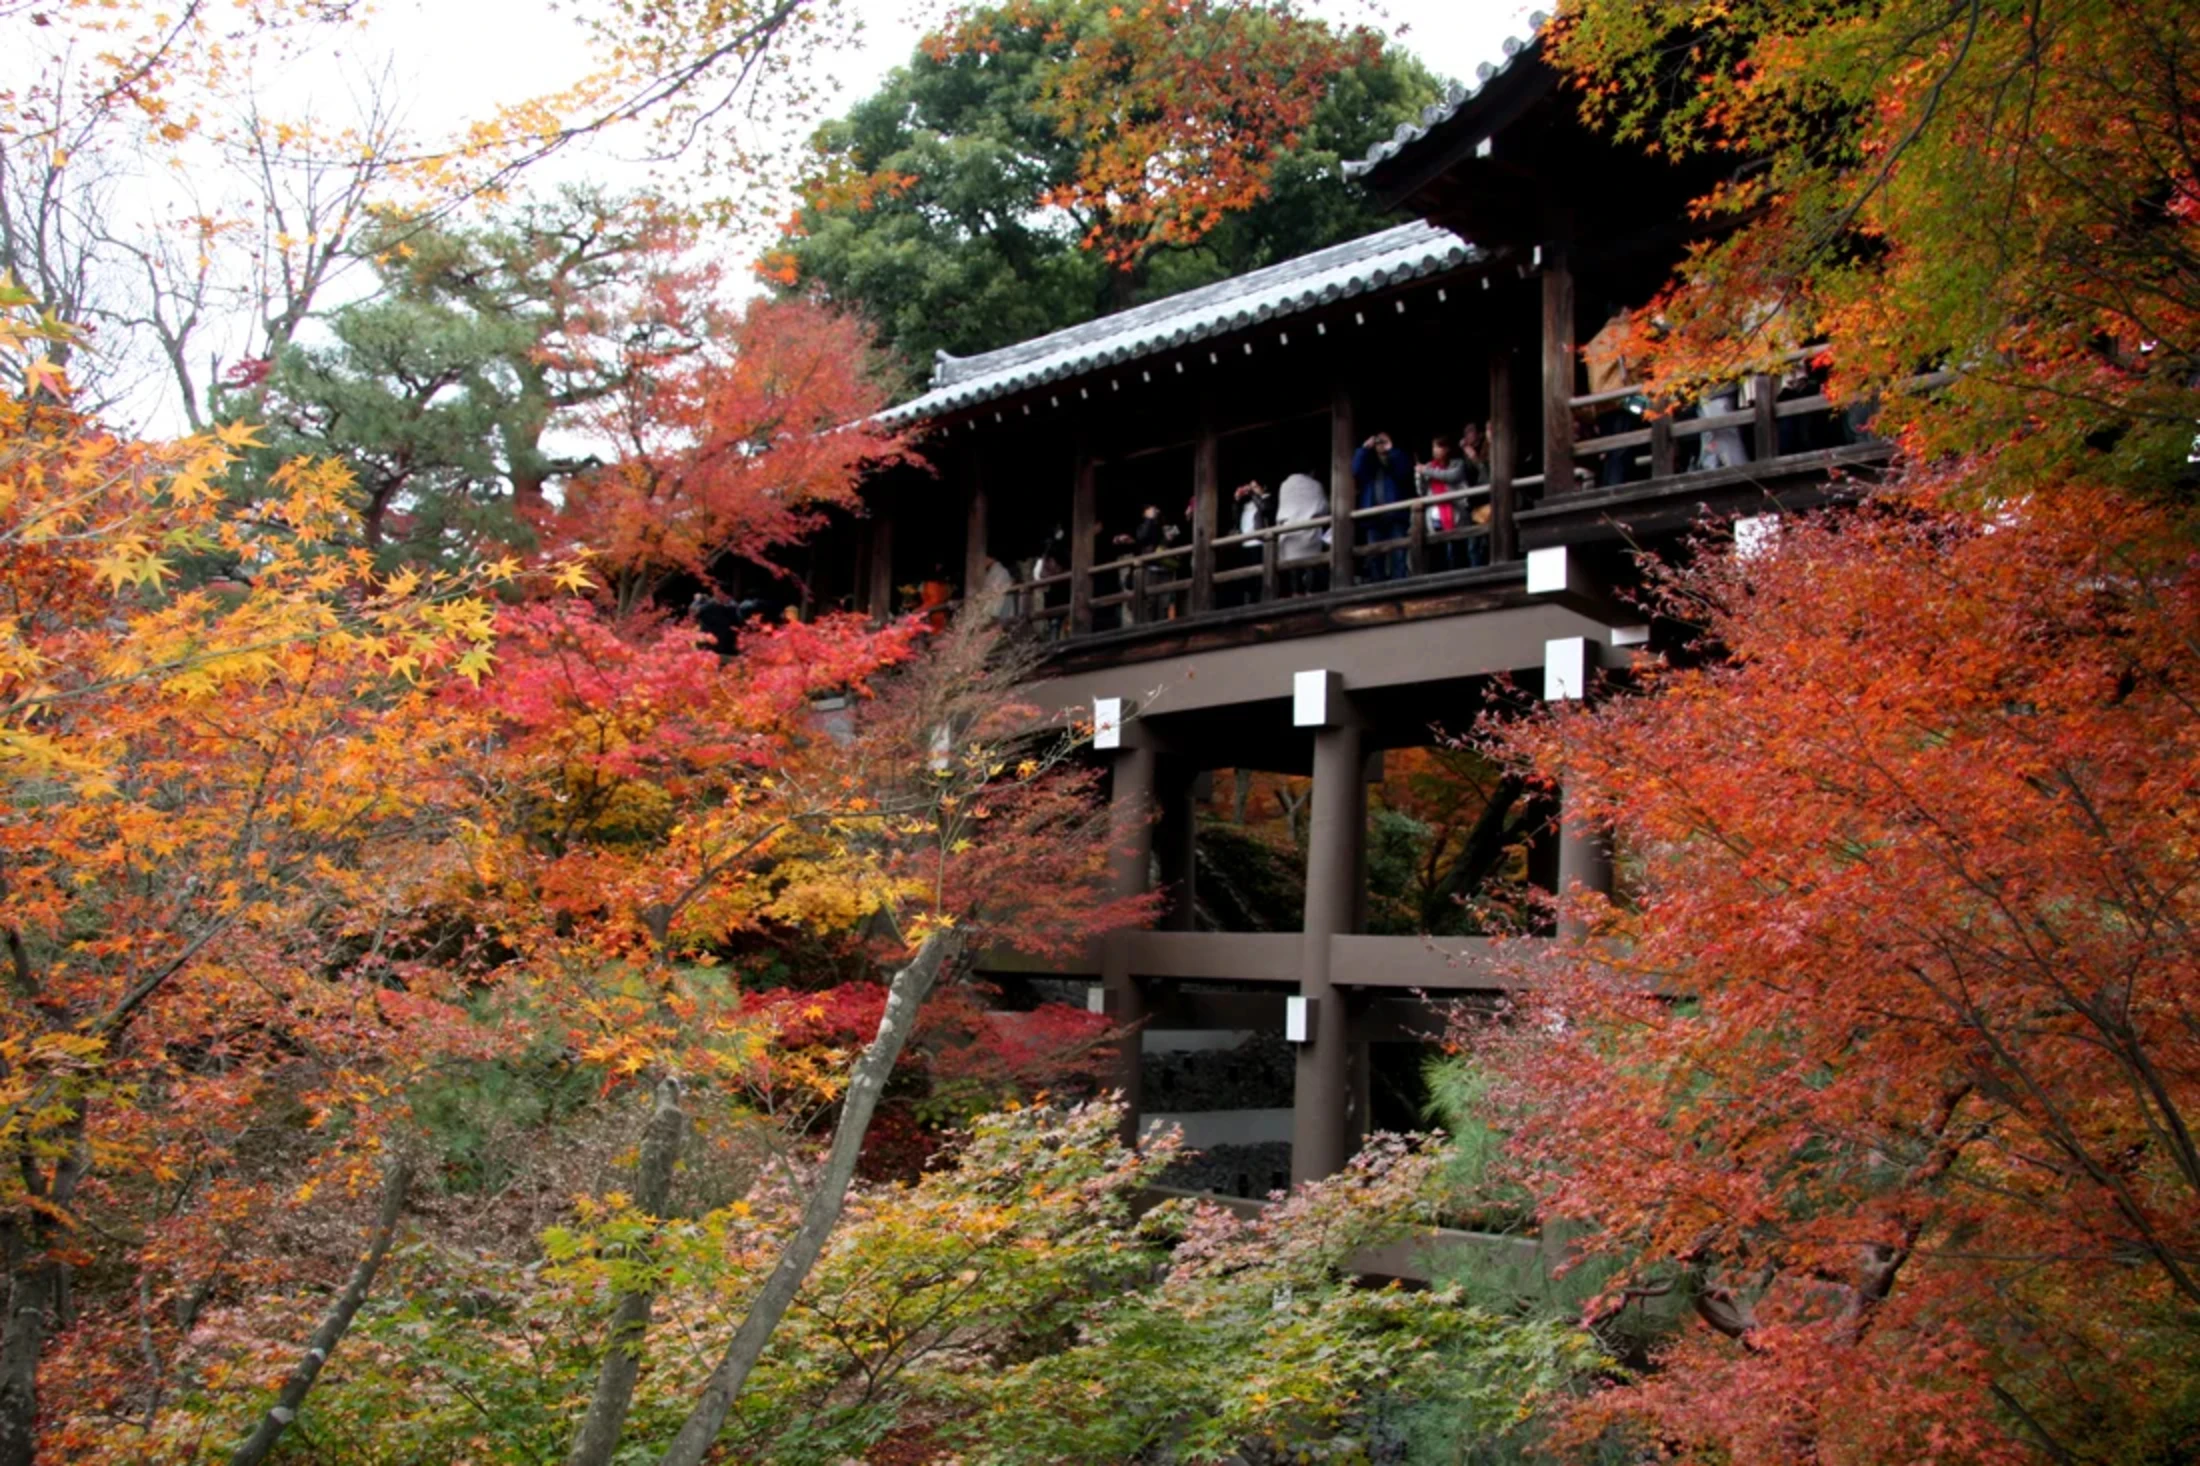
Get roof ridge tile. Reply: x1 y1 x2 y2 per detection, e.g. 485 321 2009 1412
885 220 1476 426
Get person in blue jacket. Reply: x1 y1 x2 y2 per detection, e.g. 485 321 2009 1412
1353 431 1414 582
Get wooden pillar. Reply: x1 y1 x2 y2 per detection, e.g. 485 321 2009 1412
1347 1013 1372 1155
1293 716 1364 1186
1488 349 1517 562
1105 744 1158 1146
1751 372 1779 462
1542 247 1576 496
1191 400 1219 614
963 454 989 602
1557 782 1615 942
1650 413 1675 479
1353 747 1379 935
1328 378 1356 589
1155 758 1199 932
854 518 876 617
866 509 896 621
1070 442 1096 636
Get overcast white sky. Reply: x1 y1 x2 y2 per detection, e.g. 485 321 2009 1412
30 0 1540 429
363 0 1545 243
372 0 1540 123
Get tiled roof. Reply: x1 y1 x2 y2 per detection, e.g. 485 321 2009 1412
1342 10 1551 182
881 221 1479 426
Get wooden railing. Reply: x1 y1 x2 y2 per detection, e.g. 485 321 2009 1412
1560 345 1951 490
933 344 1945 642
995 480 1541 638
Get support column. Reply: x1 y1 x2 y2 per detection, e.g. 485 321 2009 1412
1352 747 1381 935
1328 378 1356 589
963 455 990 603
1488 348 1517 562
1105 743 1158 1146
1070 443 1097 636
1556 785 1614 942
1191 401 1219 614
1293 677 1365 1186
1542 245 1576 496
865 510 896 622
1154 759 1200 932
1544 632 1614 941
854 519 877 617
1751 371 1779 462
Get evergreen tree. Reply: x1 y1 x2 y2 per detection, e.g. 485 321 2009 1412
774 0 1443 386
247 190 687 565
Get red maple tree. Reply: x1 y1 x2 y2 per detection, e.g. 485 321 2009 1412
1473 485 2200 1461
545 293 912 613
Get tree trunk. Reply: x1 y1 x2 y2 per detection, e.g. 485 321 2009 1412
0 1253 59 1466
0 1115 86 1466
360 486 393 551
652 931 963 1466
227 1156 413 1466
565 1079 688 1466
1425 774 1530 927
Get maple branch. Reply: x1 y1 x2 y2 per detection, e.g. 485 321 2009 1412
91 914 236 1045
226 1153 413 1466
1988 1381 2081 1465
387 0 812 216
1805 0 1984 261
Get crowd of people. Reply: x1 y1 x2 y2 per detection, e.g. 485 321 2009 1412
1084 420 1501 621
687 307 1879 652
886 423 1508 638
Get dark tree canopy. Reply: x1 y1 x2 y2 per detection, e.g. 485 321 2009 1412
773 0 1443 385
244 190 687 565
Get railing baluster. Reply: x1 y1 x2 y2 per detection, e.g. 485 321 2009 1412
1752 372 1779 460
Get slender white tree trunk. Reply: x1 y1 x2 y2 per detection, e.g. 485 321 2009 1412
652 931 961 1466
566 1078 687 1466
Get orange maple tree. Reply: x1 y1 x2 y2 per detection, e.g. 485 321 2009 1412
0 292 515 1466
927 0 1381 270
1474 486 2200 1462
2 267 1144 1461
1543 0 2200 497
546 292 912 612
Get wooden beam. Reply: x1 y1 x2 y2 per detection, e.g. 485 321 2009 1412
1328 377 1356 589
1487 348 1517 562
1191 396 1219 614
1070 440 1096 636
1541 245 1576 497
1215 402 1330 442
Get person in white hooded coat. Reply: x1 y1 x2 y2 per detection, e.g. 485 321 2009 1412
1274 472 1329 592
